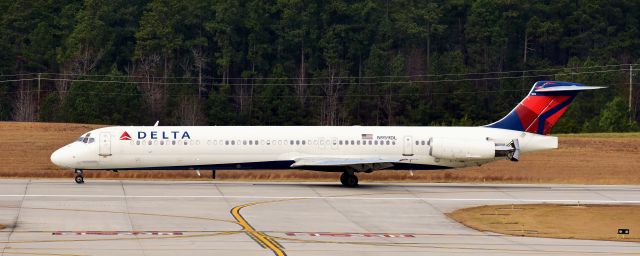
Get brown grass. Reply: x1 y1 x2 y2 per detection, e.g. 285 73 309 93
0 224 4 230
1 121 639 184
447 204 640 242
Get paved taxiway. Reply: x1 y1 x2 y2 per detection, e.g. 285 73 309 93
0 180 639 256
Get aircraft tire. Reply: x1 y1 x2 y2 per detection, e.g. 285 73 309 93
74 175 84 184
340 172 358 187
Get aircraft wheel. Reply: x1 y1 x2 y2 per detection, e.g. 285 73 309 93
74 175 84 184
340 172 358 187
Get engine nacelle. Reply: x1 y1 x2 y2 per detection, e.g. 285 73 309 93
429 138 496 160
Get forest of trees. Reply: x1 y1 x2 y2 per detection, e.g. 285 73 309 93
0 0 638 133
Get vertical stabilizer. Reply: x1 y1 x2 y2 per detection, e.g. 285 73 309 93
486 81 604 135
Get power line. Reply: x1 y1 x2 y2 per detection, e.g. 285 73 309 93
7 84 625 98
0 68 630 86
3 64 637 81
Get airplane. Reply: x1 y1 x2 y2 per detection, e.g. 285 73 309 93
50 81 603 187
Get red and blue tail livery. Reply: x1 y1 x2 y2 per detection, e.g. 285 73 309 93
486 81 604 135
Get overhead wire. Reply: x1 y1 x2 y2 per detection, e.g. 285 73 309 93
0 67 632 86
0 63 636 81
4 83 625 98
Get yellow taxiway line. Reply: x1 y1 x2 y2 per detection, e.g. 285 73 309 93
231 202 287 256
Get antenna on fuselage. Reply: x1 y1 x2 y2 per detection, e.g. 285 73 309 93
153 120 159 126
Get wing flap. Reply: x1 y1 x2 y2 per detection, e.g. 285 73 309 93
291 157 406 167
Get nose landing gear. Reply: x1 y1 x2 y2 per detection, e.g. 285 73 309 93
74 169 84 184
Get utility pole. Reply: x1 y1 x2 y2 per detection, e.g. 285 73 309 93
37 73 41 112
630 65 634 119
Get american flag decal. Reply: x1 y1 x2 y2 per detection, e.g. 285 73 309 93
361 134 373 140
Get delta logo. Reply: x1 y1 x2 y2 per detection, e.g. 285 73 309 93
120 131 132 140
120 130 192 140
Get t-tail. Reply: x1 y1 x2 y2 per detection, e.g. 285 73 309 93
486 81 604 135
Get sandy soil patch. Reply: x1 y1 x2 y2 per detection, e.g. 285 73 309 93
448 204 640 242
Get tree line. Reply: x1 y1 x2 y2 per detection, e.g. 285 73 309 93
0 0 638 132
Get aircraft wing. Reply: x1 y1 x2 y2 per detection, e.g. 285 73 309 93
290 157 407 167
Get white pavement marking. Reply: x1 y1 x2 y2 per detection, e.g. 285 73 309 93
0 194 638 204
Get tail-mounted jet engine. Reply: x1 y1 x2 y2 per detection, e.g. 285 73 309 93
428 138 520 161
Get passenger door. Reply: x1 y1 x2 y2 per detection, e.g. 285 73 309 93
99 132 112 156
403 136 413 156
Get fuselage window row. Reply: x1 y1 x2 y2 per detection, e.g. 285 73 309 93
131 139 402 147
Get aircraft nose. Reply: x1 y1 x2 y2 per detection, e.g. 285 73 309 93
50 148 71 168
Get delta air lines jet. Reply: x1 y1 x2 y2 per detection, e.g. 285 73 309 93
51 81 602 187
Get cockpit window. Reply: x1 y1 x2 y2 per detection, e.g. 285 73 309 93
77 133 94 144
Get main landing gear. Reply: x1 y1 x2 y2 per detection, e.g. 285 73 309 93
340 172 358 187
74 169 84 184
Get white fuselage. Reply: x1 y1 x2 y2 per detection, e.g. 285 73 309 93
50 126 558 172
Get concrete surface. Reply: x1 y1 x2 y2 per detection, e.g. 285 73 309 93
0 179 639 256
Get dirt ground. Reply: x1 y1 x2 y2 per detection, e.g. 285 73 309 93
447 204 640 242
0 121 639 184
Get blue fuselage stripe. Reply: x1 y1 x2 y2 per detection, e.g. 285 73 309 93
94 161 451 172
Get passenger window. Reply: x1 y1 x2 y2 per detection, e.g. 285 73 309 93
374 141 378 145
184 141 188 145
357 140 360 145
213 140 217 145
136 141 140 145
160 141 164 145
302 140 306 145
225 140 229 145
255 140 258 145
296 140 300 145
148 141 152 145
421 140 425 145
339 140 343 145
392 141 396 145
249 140 253 145
243 140 247 145
231 141 235 145
350 140 354 145
368 141 372 145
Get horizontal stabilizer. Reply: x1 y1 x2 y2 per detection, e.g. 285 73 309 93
535 85 606 93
